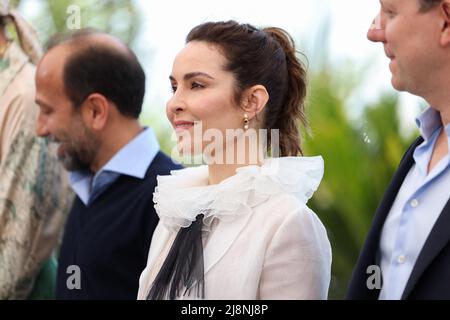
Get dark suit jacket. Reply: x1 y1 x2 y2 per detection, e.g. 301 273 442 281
347 137 450 299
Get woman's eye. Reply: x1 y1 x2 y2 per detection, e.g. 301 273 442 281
171 85 177 93
191 82 205 89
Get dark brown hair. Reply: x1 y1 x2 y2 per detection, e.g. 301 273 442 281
186 20 307 157
419 0 442 12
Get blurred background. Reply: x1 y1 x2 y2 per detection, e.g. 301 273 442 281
10 0 427 298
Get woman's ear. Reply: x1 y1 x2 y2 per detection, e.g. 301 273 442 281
440 0 450 47
82 93 110 131
241 85 269 120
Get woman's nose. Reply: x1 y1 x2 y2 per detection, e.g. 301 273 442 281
167 92 186 114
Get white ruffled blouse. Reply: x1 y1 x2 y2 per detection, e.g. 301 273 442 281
138 156 332 300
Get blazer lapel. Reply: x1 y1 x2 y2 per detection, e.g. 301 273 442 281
402 198 450 299
371 138 423 244
347 137 422 299
202 211 253 276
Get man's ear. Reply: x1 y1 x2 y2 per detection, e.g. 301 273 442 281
82 93 109 131
241 85 269 120
440 0 450 46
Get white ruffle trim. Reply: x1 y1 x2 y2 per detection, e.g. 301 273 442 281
153 156 324 231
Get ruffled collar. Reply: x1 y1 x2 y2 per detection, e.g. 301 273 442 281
153 156 324 232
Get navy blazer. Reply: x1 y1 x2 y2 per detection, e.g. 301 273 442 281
347 137 450 299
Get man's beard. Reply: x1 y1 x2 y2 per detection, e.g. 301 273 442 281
48 133 99 172
57 144 92 172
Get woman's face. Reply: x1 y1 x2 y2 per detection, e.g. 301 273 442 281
167 41 245 159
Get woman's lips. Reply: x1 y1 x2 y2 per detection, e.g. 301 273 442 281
174 120 195 132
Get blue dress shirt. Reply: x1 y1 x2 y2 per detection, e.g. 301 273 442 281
69 127 160 206
379 107 450 299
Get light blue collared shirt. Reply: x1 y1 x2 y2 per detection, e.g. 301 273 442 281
69 127 160 206
379 107 450 300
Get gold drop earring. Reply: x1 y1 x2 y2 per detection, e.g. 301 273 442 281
244 113 249 131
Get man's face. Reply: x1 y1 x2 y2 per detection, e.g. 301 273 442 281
368 0 443 96
35 46 99 172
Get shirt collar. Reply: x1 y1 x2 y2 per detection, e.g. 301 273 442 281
415 107 443 141
413 107 450 177
69 127 160 205
100 127 160 179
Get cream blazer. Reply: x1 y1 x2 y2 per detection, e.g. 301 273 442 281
138 192 332 300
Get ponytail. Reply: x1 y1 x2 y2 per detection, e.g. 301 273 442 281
263 27 307 156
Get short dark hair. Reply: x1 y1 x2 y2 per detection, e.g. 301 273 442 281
46 29 146 119
419 0 442 12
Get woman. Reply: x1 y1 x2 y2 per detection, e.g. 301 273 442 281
0 2 72 299
138 20 331 300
